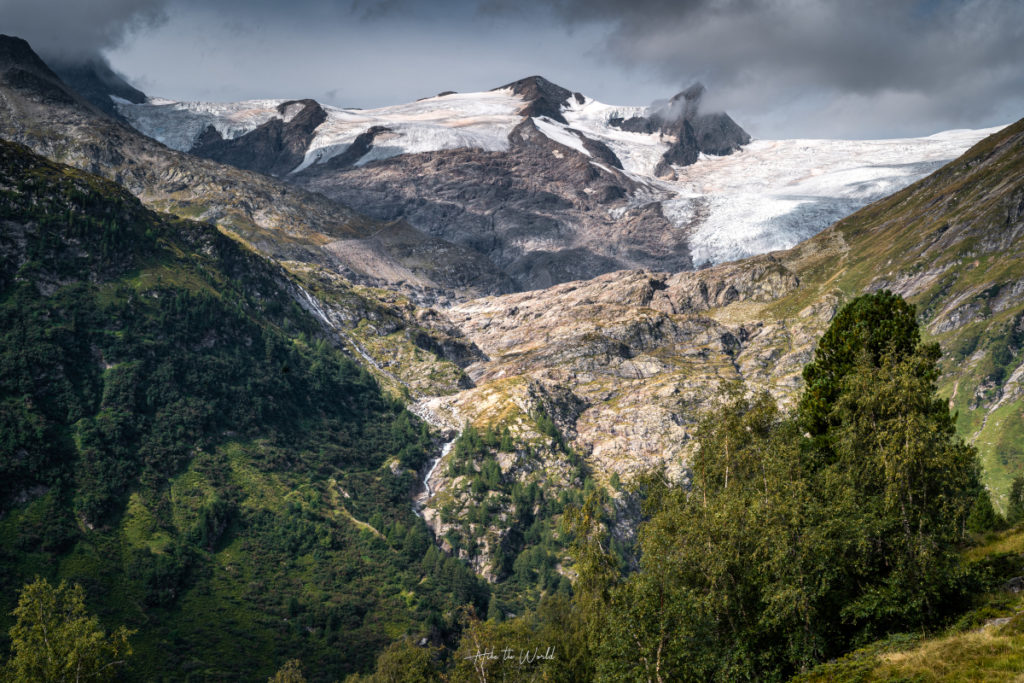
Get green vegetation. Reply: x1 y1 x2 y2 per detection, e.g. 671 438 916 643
268 659 308 683
796 526 1024 681
438 417 588 614
0 140 488 680
354 291 1005 681
2 577 133 682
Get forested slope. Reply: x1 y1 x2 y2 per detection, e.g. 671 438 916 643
0 140 486 681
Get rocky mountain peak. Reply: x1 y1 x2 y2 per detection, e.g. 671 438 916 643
678 81 706 102
0 34 102 116
607 80 750 170
0 36 147 124
0 34 45 70
495 75 584 124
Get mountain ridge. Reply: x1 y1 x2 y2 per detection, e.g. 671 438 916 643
0 34 515 301
106 59 998 288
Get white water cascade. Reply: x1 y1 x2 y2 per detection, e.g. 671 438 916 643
413 438 456 517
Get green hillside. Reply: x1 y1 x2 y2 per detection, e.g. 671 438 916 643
795 526 1024 682
763 118 1024 502
0 140 486 681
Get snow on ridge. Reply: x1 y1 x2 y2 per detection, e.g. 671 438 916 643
292 90 525 171
533 116 591 157
561 96 669 177
117 98 291 151
115 86 1004 268
668 127 1007 266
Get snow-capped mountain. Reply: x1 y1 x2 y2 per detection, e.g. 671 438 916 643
115 75 1002 288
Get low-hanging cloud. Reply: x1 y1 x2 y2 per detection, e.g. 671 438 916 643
1 0 168 59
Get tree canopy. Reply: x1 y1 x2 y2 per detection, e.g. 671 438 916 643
569 291 982 681
3 578 133 683
799 290 920 436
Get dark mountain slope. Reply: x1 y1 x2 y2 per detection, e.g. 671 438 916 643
0 139 487 680
46 56 147 120
191 99 328 176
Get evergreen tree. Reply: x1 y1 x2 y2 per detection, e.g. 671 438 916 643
966 489 1003 533
815 335 978 640
798 290 920 438
1008 475 1024 525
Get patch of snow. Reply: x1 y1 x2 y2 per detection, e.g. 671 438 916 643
302 90 524 171
279 101 306 123
562 95 669 177
116 98 290 150
533 116 591 157
118 89 525 171
109 94 133 105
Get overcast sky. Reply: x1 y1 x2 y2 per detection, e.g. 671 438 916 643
3 0 1022 138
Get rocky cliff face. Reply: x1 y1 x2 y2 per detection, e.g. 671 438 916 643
191 99 328 177
298 118 693 291
416 263 819 484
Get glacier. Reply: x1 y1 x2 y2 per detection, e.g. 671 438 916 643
117 88 1004 269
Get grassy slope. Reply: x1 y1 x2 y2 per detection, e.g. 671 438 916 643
0 140 487 681
795 526 1024 682
759 121 1024 680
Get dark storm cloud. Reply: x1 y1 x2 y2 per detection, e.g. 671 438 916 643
331 0 1024 135
11 0 1018 137
519 0 1024 94
1 0 168 58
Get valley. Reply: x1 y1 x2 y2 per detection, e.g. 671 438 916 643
0 29 1022 682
